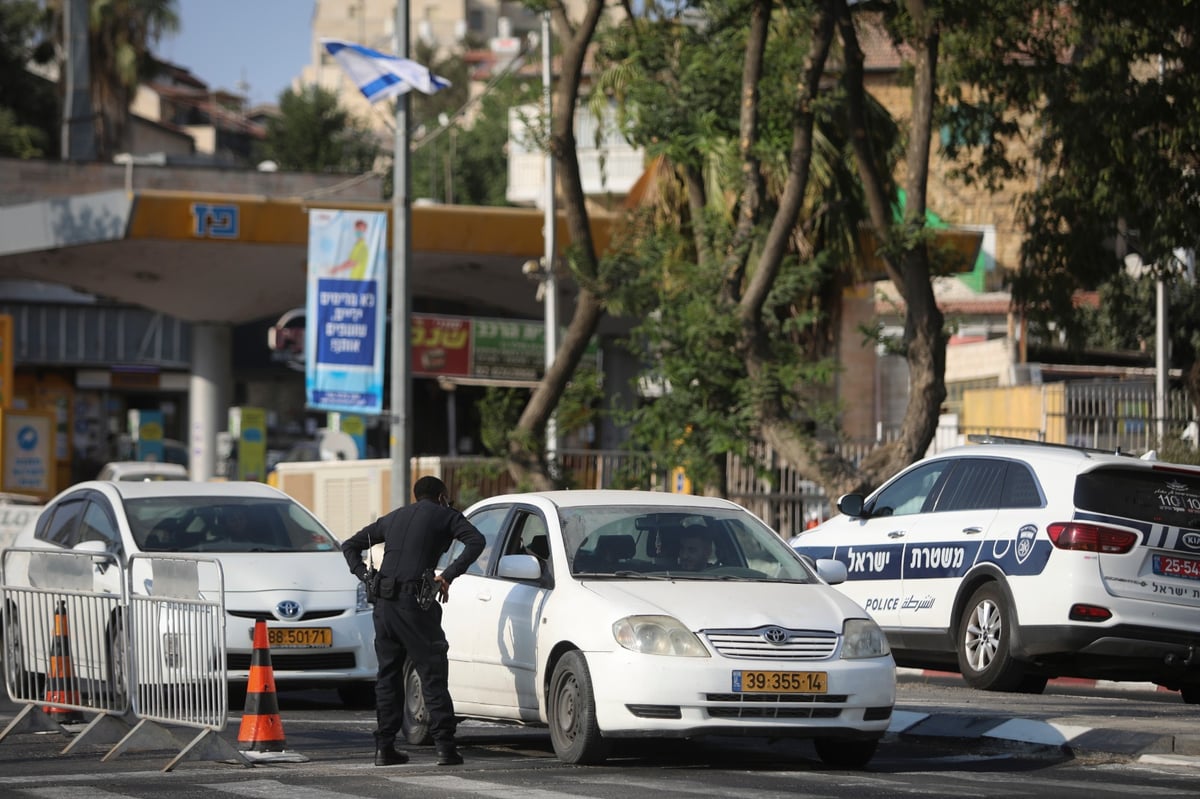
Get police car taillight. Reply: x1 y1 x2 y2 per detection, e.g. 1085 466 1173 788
1046 523 1138 554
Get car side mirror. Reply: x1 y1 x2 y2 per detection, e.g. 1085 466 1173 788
836 493 866 518
72 539 112 572
497 553 543 582
815 558 848 585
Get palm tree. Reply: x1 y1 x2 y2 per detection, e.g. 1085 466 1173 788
47 0 179 160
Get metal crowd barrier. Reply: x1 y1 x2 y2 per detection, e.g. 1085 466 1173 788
0 548 248 770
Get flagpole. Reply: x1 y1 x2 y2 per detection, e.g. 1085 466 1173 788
391 1 412 507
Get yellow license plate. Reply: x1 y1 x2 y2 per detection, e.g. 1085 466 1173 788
262 627 333 648
733 670 827 693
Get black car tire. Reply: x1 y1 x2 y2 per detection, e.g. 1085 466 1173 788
548 650 608 765
1181 684 1200 705
401 659 432 745
956 582 1031 691
3 603 38 695
813 737 878 769
105 613 129 711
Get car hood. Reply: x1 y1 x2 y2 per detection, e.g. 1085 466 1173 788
579 579 865 632
206 552 356 596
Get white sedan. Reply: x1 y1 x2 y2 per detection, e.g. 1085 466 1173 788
4 480 377 706
405 490 896 767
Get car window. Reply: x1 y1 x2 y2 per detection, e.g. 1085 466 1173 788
868 461 952 517
561 505 814 581
495 510 551 580
125 497 338 552
998 461 1044 508
447 506 509 575
1075 466 1200 528
79 500 122 553
35 497 87 548
934 458 1006 512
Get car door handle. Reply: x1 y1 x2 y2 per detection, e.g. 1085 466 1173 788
476 590 492 602
961 527 984 535
887 531 906 539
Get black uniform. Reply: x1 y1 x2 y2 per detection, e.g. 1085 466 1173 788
341 497 484 751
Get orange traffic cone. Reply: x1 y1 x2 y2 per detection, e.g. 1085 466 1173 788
238 619 287 752
43 600 84 724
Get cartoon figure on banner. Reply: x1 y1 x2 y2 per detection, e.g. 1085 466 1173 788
330 219 370 279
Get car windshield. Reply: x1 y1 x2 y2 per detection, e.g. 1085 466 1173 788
560 504 816 582
124 496 340 553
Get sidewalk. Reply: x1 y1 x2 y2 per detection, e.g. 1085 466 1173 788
893 668 1200 759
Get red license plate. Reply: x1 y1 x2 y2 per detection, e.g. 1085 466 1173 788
1152 553 1200 580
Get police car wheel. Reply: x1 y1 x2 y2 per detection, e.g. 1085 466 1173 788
3 604 37 692
956 583 1031 692
105 614 129 710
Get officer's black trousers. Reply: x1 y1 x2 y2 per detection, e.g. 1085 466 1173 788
371 594 456 746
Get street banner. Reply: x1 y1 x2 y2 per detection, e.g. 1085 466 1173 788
305 209 389 414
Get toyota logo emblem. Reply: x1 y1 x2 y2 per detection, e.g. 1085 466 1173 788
276 600 301 619
762 627 788 644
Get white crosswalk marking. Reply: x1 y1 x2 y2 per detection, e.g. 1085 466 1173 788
394 776 583 798
19 789 134 799
201 780 363 799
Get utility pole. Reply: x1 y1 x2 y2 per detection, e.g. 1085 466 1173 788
390 1 412 506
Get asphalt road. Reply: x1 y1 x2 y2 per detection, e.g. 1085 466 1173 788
0 674 1197 798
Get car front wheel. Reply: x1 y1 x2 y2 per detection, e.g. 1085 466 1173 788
548 650 607 765
956 583 1031 691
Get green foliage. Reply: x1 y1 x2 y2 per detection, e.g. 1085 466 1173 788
261 85 379 174
592 1 898 491
939 1 1200 343
478 386 528 456
410 69 537 205
0 0 57 158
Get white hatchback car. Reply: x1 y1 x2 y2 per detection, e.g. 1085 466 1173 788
3 480 377 706
791 439 1200 701
401 490 896 768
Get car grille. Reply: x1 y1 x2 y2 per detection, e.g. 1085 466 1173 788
705 693 847 719
227 609 345 622
703 627 838 660
227 651 357 671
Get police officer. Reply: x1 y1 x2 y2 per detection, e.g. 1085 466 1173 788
341 476 484 767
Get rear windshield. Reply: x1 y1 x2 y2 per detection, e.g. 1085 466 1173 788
1075 467 1200 530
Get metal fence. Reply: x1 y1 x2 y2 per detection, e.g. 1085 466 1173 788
0 549 244 771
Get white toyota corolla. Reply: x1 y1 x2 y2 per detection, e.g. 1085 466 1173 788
402 490 896 767
3 480 377 707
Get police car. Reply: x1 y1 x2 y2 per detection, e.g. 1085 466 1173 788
790 438 1200 701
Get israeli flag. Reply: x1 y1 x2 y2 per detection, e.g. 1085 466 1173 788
321 38 451 103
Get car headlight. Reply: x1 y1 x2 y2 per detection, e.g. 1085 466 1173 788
356 581 371 611
841 618 891 659
612 615 710 657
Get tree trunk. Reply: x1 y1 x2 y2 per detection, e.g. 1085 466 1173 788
505 0 608 489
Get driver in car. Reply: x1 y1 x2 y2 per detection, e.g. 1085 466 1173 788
676 529 714 571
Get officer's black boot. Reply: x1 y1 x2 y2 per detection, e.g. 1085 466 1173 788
375 742 409 766
435 742 463 766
